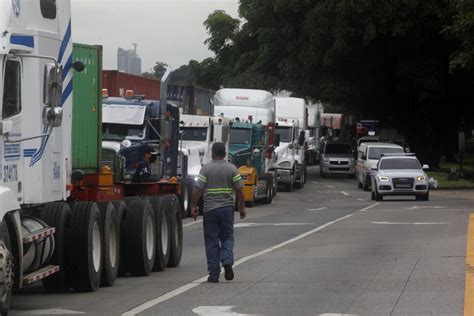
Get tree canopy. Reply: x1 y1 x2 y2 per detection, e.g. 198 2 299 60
203 1 474 165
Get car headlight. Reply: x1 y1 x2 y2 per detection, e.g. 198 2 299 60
416 176 426 181
279 161 291 167
378 176 389 181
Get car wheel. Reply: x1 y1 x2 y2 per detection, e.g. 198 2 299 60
371 190 375 200
375 188 383 201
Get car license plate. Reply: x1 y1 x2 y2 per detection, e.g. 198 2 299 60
395 184 412 188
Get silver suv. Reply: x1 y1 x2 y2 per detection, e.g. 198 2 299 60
371 154 430 201
319 141 356 177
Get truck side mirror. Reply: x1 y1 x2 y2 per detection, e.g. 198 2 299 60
43 63 63 108
298 131 305 146
274 134 281 147
0 120 13 135
42 106 63 127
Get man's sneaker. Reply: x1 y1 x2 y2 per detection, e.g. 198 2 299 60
207 276 219 283
223 264 234 281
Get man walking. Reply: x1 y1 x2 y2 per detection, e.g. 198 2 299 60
191 142 246 283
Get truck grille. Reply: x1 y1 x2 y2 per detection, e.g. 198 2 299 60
101 148 116 173
330 160 348 165
393 178 414 189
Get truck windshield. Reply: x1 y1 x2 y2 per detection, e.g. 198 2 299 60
230 128 250 144
380 158 421 170
102 123 145 141
181 127 207 141
275 127 293 143
368 147 404 160
325 143 352 154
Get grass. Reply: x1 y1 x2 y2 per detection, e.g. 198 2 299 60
426 151 474 189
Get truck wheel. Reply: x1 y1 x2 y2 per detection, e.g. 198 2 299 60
111 201 127 277
149 197 170 271
0 222 13 315
67 202 103 292
261 174 273 204
285 173 294 192
165 195 183 268
40 202 71 292
98 203 119 287
123 198 156 276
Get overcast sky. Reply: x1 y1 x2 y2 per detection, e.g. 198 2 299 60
71 0 239 72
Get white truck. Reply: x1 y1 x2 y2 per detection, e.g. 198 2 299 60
214 89 278 206
305 102 321 165
273 97 307 191
0 2 183 313
178 114 230 216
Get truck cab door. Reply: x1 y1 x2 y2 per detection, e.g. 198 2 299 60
1 58 23 200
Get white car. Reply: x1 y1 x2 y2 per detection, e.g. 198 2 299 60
371 155 430 201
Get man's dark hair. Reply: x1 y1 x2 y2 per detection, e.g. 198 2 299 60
212 142 226 157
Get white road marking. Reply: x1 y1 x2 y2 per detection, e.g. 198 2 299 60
312 181 319 184
325 185 335 188
306 207 327 211
340 191 350 196
122 203 379 316
183 220 203 227
363 208 473 212
193 306 262 316
11 309 84 315
404 205 446 210
371 222 448 225
357 199 366 201
318 314 358 316
234 223 312 228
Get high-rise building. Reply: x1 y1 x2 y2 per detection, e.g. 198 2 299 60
117 44 142 75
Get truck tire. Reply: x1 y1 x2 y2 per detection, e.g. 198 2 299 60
67 202 103 292
165 195 183 268
0 222 13 315
40 202 71 292
285 172 294 192
261 174 273 204
149 197 170 272
123 198 156 276
98 203 119 287
111 201 127 277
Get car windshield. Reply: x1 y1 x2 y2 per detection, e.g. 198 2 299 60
325 143 352 154
102 123 145 141
368 147 404 159
181 127 207 141
230 128 251 144
379 158 421 170
275 127 293 143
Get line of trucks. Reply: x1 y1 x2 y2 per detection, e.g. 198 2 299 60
0 1 323 313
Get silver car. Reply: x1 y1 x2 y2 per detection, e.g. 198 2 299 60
371 155 430 201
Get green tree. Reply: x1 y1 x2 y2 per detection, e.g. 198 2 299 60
142 61 168 79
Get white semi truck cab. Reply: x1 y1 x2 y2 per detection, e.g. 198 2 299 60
273 97 307 191
178 114 230 216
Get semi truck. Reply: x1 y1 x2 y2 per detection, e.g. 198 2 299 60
178 114 230 216
272 97 307 191
0 3 183 313
320 113 346 141
214 89 278 207
305 102 321 165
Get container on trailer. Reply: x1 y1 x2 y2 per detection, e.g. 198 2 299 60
102 70 161 100
72 43 103 173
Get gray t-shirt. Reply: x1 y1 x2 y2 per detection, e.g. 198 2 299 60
195 160 243 212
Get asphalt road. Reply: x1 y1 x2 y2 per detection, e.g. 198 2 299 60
10 166 474 315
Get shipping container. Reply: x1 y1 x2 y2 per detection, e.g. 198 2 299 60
72 43 103 173
102 70 161 100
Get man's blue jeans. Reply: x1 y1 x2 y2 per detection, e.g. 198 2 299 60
203 205 235 278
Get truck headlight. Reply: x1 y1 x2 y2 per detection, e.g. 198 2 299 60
378 176 389 181
279 161 290 167
194 176 199 182
416 176 426 181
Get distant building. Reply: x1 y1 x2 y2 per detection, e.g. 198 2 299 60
117 44 142 75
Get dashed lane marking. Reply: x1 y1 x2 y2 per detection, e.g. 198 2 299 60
325 185 336 188
193 306 261 316
340 191 350 196
307 207 327 211
121 203 380 316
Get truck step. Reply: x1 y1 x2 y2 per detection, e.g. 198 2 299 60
22 227 55 244
22 265 59 285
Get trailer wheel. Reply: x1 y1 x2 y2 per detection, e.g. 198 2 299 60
111 201 127 277
165 195 183 267
261 175 273 204
40 202 71 292
123 198 156 276
149 197 170 271
67 202 103 292
0 222 13 315
98 203 119 287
